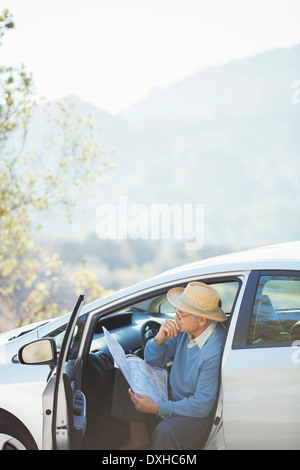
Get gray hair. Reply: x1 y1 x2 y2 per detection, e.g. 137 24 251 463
192 316 217 327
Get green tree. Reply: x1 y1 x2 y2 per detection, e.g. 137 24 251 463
0 10 113 330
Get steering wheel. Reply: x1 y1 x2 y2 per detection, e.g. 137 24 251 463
139 320 162 355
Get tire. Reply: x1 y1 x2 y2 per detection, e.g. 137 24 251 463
0 409 38 450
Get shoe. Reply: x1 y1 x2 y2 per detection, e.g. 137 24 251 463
119 440 152 450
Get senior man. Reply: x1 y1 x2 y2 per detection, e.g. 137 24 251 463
112 281 226 450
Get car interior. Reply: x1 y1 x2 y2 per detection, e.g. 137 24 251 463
77 279 241 450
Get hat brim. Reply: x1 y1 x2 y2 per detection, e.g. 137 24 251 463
167 287 227 322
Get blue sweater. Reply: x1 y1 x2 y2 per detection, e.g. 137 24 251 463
144 323 226 418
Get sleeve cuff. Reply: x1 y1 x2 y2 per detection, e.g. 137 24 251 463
149 337 164 351
158 400 173 418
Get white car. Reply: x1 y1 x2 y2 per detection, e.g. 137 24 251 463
0 241 300 450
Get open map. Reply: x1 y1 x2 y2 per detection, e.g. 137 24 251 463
103 327 168 402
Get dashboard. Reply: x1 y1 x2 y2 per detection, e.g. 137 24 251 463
89 310 169 365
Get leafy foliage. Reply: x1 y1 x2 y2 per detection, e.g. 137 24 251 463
0 10 113 329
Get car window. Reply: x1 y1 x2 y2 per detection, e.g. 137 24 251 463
159 300 176 314
211 281 239 314
247 275 300 345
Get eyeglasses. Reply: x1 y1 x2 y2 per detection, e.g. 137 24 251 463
175 310 191 320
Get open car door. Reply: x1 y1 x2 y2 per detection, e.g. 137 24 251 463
42 293 86 450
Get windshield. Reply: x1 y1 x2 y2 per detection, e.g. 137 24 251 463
46 313 87 359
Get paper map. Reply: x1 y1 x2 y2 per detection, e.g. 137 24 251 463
103 327 168 402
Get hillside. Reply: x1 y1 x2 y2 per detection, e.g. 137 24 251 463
33 44 300 251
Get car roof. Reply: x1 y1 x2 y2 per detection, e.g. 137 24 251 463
164 240 300 276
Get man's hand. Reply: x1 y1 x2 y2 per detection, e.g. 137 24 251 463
154 319 180 345
129 389 159 415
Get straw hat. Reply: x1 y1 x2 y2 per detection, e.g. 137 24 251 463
167 281 227 322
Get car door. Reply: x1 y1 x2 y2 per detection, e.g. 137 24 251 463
42 293 87 450
222 270 300 450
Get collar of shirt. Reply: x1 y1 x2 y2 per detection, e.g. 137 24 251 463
187 322 217 349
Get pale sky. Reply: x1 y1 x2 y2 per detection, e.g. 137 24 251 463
1 0 300 113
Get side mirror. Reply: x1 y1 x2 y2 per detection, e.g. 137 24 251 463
18 338 57 365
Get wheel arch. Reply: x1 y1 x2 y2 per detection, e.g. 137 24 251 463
0 408 39 450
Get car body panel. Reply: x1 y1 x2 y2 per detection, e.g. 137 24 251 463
0 362 49 449
222 346 300 449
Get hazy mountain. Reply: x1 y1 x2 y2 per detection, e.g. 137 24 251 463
35 45 300 251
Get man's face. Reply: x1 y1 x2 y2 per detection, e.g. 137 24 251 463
175 309 207 338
